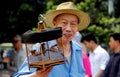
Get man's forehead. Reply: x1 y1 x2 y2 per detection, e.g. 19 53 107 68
54 13 79 22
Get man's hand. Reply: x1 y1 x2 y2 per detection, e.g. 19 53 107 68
35 67 53 77
19 67 53 77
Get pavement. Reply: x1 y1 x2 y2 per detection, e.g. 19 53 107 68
0 69 11 77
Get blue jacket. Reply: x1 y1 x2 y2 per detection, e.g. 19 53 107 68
13 41 85 77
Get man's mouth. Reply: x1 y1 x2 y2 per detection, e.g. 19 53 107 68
63 33 72 37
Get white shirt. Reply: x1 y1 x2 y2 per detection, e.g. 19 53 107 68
89 45 110 77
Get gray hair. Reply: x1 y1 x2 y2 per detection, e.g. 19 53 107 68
13 34 22 40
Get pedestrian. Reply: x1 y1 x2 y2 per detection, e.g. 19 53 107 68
81 33 110 77
13 1 90 77
6 34 26 76
101 33 120 77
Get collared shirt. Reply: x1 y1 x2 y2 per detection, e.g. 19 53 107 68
89 45 110 77
101 51 120 77
13 41 85 77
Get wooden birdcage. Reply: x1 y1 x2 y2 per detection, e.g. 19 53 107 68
22 18 65 70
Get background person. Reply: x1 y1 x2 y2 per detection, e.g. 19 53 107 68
72 32 88 52
13 1 90 77
73 32 92 77
101 33 120 77
81 33 110 77
4 34 26 76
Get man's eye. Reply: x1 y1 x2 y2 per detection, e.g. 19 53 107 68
62 22 67 25
71 22 78 25
71 23 78 28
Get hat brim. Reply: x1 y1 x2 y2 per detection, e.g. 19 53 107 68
45 9 90 31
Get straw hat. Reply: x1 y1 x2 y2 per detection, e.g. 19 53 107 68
45 1 90 31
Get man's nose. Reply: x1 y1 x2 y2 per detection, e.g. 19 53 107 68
66 24 72 31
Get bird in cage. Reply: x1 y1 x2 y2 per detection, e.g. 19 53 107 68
22 27 65 69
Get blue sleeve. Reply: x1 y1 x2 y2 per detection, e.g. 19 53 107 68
12 58 37 77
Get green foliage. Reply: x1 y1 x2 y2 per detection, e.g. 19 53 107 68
20 3 33 11
0 0 120 44
0 0 47 42
32 27 37 31
87 24 114 44
75 0 120 45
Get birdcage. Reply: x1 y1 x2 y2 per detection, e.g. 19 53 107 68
22 15 65 70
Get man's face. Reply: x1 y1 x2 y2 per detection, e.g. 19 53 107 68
12 37 22 49
109 37 117 51
53 13 79 42
83 40 91 51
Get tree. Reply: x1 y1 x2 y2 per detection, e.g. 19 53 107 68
76 0 120 45
0 0 47 43
0 0 120 44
